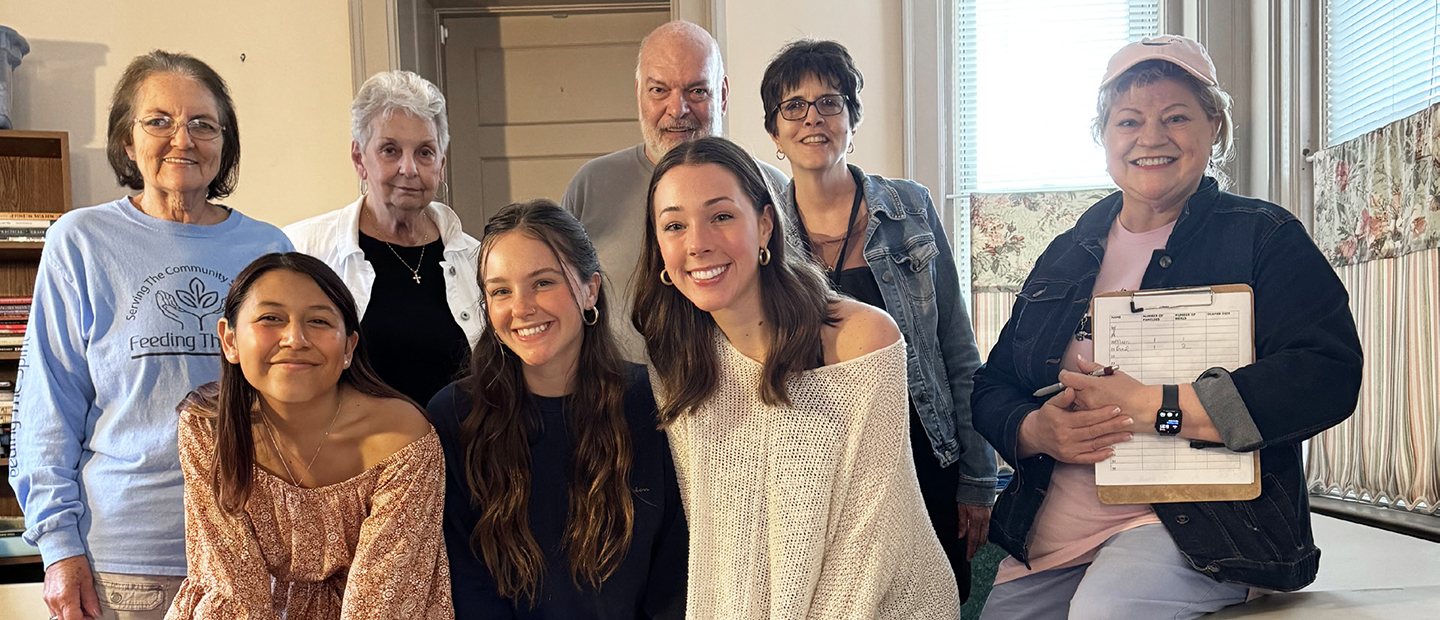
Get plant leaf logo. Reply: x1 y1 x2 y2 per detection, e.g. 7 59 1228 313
156 278 223 330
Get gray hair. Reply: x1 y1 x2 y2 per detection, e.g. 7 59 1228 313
351 70 450 154
1092 59 1234 187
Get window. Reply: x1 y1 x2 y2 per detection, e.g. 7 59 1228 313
1325 0 1440 145
952 0 1161 193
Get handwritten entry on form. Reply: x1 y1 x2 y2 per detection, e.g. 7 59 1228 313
1092 289 1256 486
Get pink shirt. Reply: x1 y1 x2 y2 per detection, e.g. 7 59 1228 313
995 216 1176 584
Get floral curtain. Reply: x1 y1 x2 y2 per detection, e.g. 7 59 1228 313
1307 102 1440 515
969 188 1114 361
1312 104 1440 266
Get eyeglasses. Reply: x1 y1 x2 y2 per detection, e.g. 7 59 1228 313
775 95 847 122
133 115 224 141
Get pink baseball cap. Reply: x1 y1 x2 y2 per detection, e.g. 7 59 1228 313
1101 35 1218 87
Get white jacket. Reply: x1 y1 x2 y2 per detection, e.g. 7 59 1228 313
283 196 484 346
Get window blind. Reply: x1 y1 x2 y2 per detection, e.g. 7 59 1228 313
952 0 1161 193
1326 0 1440 145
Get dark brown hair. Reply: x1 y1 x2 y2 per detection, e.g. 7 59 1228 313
179 253 408 515
632 136 838 426
462 199 633 604
760 39 865 137
106 50 241 200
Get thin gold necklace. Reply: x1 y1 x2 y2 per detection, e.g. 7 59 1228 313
261 395 344 487
363 205 430 284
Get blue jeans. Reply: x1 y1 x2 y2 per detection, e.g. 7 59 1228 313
980 524 1249 620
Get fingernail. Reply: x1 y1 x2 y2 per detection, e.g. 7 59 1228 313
1122 433 1134 442
1113 407 1123 414
1122 417 1134 426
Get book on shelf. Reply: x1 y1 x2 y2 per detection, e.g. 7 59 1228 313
0 336 22 347
0 212 64 221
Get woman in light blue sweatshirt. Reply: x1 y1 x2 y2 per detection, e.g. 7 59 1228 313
7 50 289 620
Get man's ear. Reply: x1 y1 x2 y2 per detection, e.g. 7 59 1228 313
720 75 730 115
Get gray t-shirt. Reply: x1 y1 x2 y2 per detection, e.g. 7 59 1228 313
562 143 788 362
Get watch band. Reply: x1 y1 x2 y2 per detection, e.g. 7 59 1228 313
1155 384 1182 435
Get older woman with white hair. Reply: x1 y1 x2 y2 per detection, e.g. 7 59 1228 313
286 70 480 405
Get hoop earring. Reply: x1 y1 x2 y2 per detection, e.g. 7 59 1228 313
582 306 600 326
660 270 674 286
438 180 451 204
758 247 771 266
847 143 855 154
776 150 786 161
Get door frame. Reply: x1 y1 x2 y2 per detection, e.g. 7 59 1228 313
348 0 720 96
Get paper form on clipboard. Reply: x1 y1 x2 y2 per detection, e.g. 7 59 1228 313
1091 285 1260 502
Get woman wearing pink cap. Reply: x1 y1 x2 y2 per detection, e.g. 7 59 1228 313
971 35 1361 619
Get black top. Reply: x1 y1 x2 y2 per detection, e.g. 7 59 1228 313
833 265 885 310
426 364 688 620
358 232 470 405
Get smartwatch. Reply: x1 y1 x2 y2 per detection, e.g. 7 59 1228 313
1155 384 1182 435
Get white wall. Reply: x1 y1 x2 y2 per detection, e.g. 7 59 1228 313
0 0 357 227
720 0 906 179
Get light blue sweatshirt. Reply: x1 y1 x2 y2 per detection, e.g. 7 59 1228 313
7 197 292 575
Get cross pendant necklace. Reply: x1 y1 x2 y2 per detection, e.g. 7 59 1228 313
385 241 425 284
363 205 429 284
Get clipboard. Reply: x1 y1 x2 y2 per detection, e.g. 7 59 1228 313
1091 284 1261 504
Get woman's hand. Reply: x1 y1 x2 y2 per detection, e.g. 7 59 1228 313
1017 387 1133 464
1060 359 1161 422
44 555 101 620
957 503 992 561
1061 359 1224 443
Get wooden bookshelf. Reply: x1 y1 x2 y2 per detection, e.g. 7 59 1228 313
0 130 69 537
0 130 70 214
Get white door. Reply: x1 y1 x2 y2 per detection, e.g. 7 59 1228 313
441 8 669 233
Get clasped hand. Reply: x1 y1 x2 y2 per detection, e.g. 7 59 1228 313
1017 360 1157 464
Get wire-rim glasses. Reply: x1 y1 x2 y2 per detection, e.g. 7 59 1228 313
133 115 224 141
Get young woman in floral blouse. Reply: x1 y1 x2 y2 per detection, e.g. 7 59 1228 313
167 252 452 620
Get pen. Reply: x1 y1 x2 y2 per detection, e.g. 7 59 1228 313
1189 440 1227 450
1032 365 1118 398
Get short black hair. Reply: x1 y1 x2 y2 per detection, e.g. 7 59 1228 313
760 39 864 137
106 50 241 200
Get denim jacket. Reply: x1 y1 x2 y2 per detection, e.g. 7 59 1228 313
780 166 997 506
971 178 1362 591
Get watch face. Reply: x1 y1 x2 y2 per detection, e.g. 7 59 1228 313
1156 409 1182 435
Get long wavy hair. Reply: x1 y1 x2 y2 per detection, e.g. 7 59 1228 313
461 199 633 604
178 252 408 515
632 136 838 426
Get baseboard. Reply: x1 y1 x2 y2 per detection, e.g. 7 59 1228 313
1310 494 1440 542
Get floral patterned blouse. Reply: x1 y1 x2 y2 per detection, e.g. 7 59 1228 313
165 408 454 620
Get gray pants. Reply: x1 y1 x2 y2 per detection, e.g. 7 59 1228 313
980 524 1250 620
92 572 185 620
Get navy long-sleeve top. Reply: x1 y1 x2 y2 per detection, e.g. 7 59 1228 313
427 363 687 619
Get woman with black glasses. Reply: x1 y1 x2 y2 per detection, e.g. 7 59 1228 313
761 39 994 602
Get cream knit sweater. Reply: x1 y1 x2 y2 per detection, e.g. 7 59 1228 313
663 336 960 620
